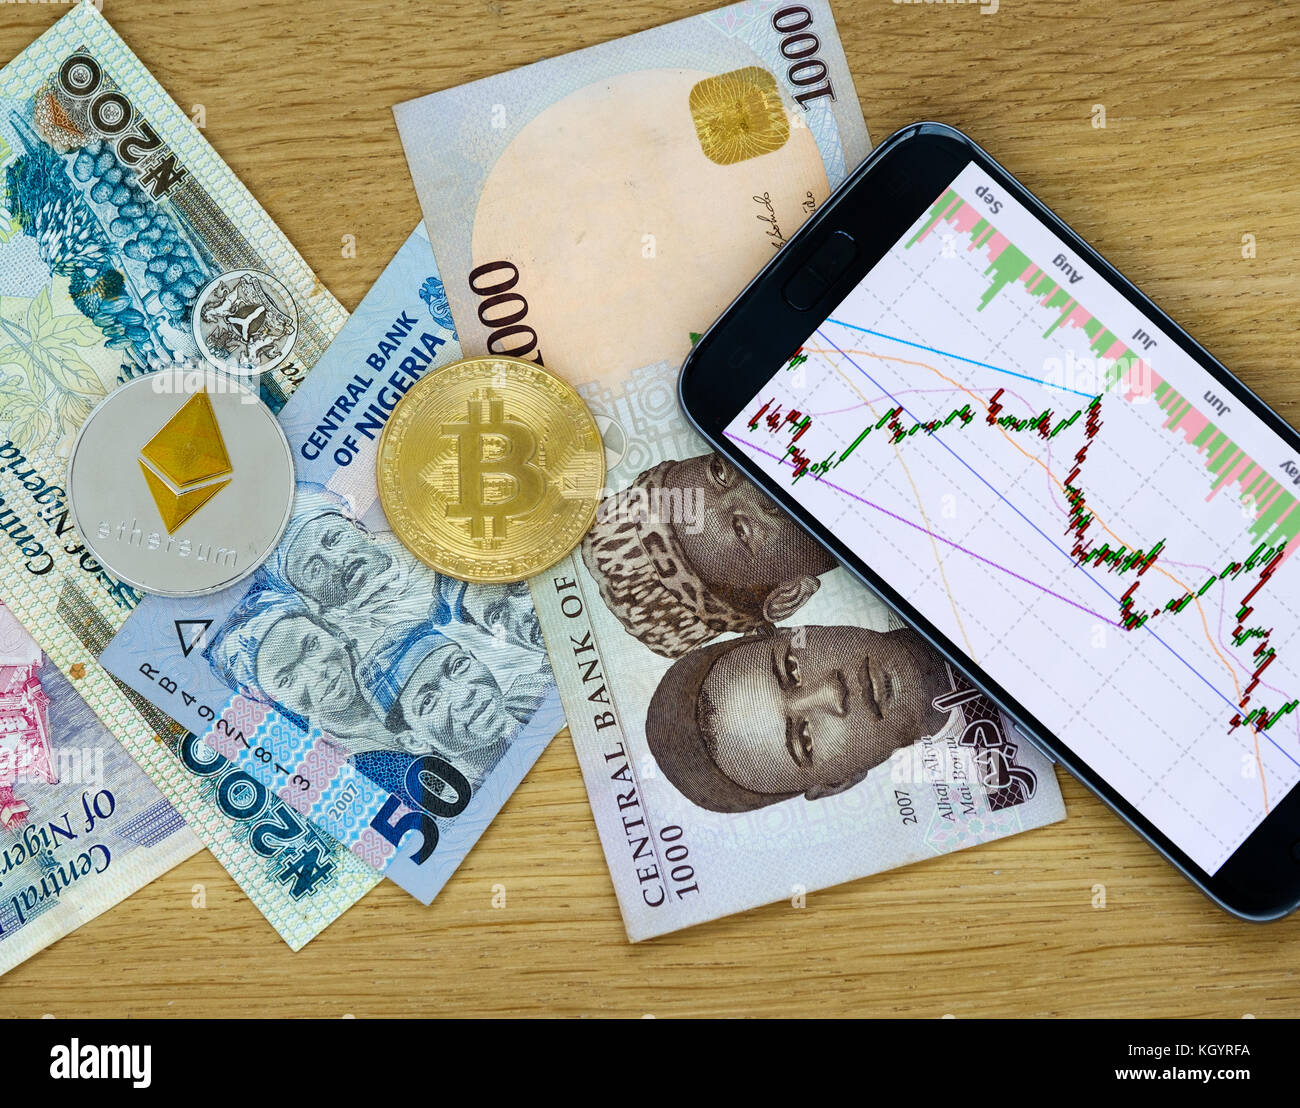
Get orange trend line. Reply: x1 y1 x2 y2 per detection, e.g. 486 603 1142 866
799 343 1248 701
805 342 1273 811
827 361 980 663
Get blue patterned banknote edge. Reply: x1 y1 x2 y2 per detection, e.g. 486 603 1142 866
0 4 378 949
103 225 567 903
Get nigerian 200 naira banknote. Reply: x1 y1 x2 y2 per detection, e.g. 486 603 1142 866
396 0 1066 939
0 4 379 949
0 601 198 977
101 223 565 904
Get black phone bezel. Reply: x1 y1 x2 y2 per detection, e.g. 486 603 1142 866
679 120 1300 921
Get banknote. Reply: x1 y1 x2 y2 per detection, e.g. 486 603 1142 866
102 224 566 903
0 4 380 949
0 601 198 976
396 0 1067 939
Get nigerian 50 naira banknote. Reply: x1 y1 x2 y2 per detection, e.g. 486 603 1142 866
101 224 565 904
0 3 379 949
396 0 1066 939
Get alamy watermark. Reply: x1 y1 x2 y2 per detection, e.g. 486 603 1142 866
594 482 706 535
0 744 104 788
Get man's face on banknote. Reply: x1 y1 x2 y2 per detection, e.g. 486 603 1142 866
394 638 512 755
445 578 545 653
697 625 952 800
255 612 365 726
671 453 835 598
285 512 395 609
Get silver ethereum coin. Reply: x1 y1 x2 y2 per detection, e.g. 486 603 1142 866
68 368 295 597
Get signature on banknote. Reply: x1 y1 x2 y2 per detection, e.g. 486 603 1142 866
398 0 1064 939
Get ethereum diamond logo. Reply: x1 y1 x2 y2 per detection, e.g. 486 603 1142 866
138 391 232 534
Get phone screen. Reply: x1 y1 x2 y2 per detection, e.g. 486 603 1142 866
725 160 1300 874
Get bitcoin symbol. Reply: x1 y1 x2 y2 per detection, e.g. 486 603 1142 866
442 394 546 541
377 355 604 583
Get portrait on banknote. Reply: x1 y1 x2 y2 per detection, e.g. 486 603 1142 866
645 623 956 812
203 485 554 788
582 452 837 657
584 455 994 812
583 451 1047 818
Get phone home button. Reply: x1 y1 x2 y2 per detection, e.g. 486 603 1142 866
782 230 857 311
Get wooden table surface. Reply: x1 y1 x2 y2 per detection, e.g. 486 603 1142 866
3 0 1299 1019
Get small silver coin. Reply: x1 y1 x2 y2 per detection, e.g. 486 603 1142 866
68 368 295 597
191 268 299 377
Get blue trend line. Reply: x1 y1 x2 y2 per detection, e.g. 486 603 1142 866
725 431 1117 625
823 316 1098 399
812 325 1300 770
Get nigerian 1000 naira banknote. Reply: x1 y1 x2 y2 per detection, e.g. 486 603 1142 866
396 0 1066 939
0 4 379 948
101 224 565 904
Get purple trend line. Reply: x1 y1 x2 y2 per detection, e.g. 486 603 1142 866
724 431 1120 627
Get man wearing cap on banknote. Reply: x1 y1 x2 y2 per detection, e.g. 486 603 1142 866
645 624 954 813
429 576 546 656
582 453 837 658
277 510 403 618
204 585 389 745
356 621 550 765
264 485 417 644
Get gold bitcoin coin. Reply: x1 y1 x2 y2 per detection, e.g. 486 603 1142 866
377 356 605 583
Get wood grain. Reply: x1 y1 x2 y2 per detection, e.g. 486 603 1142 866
2 0 1299 1018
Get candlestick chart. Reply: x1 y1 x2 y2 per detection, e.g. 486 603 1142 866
724 168 1300 873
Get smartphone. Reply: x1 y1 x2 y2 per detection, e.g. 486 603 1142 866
679 121 1300 919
